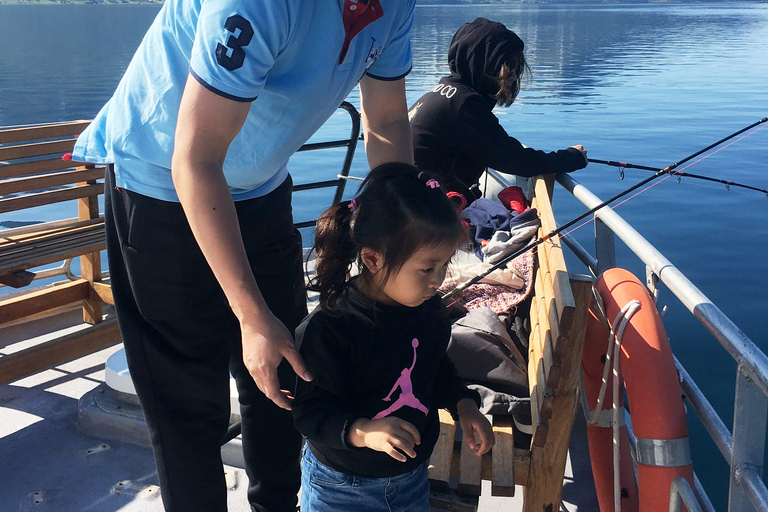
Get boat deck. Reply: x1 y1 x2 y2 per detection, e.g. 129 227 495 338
0 307 599 512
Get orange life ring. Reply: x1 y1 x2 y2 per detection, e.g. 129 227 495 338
582 268 694 512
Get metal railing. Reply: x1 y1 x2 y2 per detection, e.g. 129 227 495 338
292 101 360 229
552 171 768 512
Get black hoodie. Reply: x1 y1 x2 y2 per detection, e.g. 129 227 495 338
409 18 587 201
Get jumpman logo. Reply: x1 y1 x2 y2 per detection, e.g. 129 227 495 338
373 338 429 419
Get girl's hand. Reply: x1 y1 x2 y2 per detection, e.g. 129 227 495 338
348 417 421 462
457 398 495 456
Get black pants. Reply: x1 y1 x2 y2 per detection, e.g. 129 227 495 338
105 166 306 512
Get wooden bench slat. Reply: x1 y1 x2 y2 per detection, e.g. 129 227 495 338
491 416 516 497
0 223 105 274
0 317 121 385
0 167 104 196
0 182 104 214
1 223 103 257
1 217 103 246
533 178 576 331
528 353 549 448
0 279 90 325
428 409 457 492
0 120 89 145
0 156 85 180
0 138 77 161
523 276 593 512
457 429 482 496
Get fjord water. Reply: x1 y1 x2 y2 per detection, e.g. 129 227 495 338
1 2 766 508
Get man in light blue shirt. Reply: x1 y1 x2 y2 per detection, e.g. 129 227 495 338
74 0 416 510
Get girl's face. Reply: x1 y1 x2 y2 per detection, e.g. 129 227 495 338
365 241 457 308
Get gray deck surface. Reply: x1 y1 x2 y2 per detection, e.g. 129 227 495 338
1 309 598 512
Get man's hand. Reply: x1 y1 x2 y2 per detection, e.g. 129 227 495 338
457 398 495 456
240 311 313 411
347 417 421 462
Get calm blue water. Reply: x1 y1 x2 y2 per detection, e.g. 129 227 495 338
1 3 767 508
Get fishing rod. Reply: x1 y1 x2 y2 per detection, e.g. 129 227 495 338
588 116 768 195
589 159 768 196
442 116 768 301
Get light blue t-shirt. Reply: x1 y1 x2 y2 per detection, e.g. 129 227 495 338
73 0 415 202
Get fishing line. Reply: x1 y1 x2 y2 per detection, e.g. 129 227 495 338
441 116 768 301
559 126 768 240
588 117 768 196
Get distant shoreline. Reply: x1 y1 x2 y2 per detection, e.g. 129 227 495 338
0 0 742 5
0 0 754 4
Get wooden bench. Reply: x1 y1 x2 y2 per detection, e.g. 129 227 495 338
0 121 120 384
428 174 592 511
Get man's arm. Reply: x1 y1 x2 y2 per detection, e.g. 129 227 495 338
171 75 311 410
359 75 413 167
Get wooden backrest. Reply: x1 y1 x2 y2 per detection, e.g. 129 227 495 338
0 121 119 385
524 174 592 511
0 121 104 215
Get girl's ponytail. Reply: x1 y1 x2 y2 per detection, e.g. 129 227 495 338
308 200 358 312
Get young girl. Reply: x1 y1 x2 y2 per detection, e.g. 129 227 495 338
292 162 495 511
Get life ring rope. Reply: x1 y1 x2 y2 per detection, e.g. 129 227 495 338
581 289 642 512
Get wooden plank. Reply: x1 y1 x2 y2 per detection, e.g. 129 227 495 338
491 416 515 497
522 276 593 512
557 276 593 395
528 352 549 448
534 177 576 332
0 120 89 145
457 429 482 496
0 167 104 196
0 217 102 245
0 318 121 384
0 138 76 161
538 288 559 393
78 181 103 325
0 217 82 238
0 279 90 325
0 156 82 180
483 447 530 486
0 182 104 214
0 221 105 273
428 409 457 492
93 282 114 306
533 268 558 397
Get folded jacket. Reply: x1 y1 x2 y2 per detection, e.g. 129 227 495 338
482 218 541 264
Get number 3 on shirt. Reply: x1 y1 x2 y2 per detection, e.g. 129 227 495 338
215 15 254 71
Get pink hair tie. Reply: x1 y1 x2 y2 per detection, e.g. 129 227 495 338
348 198 358 212
425 179 440 189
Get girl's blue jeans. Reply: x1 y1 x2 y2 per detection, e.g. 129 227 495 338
300 444 432 512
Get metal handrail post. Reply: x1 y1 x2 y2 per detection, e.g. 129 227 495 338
594 217 616 275
331 101 360 205
728 364 768 512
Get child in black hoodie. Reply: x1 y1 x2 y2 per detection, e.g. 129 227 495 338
409 17 588 204
293 163 494 512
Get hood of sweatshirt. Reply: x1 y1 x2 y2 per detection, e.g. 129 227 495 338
447 17 524 100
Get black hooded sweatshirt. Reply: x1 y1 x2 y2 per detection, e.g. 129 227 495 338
409 17 587 201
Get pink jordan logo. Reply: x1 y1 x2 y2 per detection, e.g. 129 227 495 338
373 338 429 419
